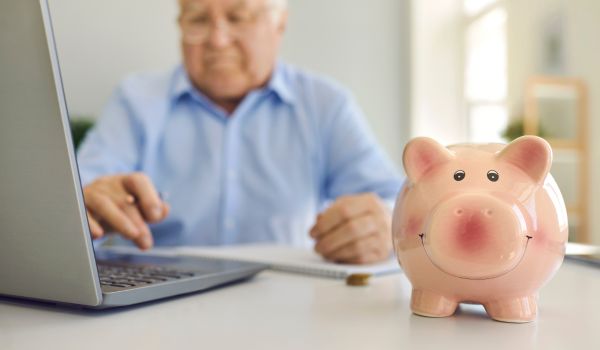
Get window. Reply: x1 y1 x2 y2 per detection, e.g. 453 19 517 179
463 0 507 143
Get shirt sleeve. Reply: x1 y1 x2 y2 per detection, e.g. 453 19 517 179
76 84 144 186
321 91 403 204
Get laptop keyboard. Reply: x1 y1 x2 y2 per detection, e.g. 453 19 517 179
97 263 196 289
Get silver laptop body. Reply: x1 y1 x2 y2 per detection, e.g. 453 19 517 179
0 0 265 309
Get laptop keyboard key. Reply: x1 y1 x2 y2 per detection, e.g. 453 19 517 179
97 262 196 289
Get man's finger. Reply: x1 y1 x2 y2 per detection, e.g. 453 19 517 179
122 203 154 250
86 192 141 240
345 251 383 265
314 214 378 256
162 202 171 219
122 173 165 222
86 210 104 239
324 234 384 264
311 194 377 238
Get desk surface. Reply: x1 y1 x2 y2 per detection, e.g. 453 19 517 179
1 261 599 350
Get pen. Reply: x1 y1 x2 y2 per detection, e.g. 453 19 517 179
158 191 170 202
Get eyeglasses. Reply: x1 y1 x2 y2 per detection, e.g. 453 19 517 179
179 5 277 45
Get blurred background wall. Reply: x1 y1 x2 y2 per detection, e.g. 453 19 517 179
48 0 411 166
49 0 181 117
411 0 465 145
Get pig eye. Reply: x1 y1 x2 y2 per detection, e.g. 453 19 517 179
487 170 499 182
453 170 465 181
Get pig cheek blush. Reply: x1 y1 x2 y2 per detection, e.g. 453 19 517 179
405 216 423 237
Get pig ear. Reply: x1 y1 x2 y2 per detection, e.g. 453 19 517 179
403 137 453 183
497 135 552 183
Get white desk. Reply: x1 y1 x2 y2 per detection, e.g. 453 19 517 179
1 261 599 350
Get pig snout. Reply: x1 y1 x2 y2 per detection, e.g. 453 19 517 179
421 194 529 280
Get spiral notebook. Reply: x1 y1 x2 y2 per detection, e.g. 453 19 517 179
172 244 402 279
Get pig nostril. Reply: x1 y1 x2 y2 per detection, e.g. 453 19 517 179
455 209 464 216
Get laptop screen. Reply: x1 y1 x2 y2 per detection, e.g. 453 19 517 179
0 0 102 306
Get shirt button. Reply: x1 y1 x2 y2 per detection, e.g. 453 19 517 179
228 170 236 179
225 219 234 230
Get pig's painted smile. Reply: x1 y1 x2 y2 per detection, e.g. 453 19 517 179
419 233 533 280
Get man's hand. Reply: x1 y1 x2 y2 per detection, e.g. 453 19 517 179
83 172 169 250
310 193 393 264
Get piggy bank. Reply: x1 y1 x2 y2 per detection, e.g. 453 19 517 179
392 136 568 323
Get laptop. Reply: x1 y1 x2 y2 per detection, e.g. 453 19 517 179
0 0 266 309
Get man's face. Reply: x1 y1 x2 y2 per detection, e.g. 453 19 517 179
178 0 287 105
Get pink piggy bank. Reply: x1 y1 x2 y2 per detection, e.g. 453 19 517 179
392 136 568 323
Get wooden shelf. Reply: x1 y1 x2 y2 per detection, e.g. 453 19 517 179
524 76 589 243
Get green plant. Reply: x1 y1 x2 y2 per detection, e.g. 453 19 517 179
502 118 546 142
70 117 95 150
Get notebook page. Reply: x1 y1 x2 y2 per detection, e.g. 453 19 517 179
174 244 401 279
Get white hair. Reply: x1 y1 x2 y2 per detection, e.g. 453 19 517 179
270 0 288 8
178 0 288 25
268 0 288 24
178 0 287 9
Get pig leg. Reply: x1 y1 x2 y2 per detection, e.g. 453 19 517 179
483 295 538 323
411 289 458 317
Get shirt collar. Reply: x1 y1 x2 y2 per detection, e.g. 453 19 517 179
170 61 295 106
170 65 195 102
265 61 295 105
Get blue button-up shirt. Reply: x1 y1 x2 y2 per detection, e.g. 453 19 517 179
77 62 402 247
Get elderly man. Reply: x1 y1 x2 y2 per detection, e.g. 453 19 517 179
78 0 402 264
